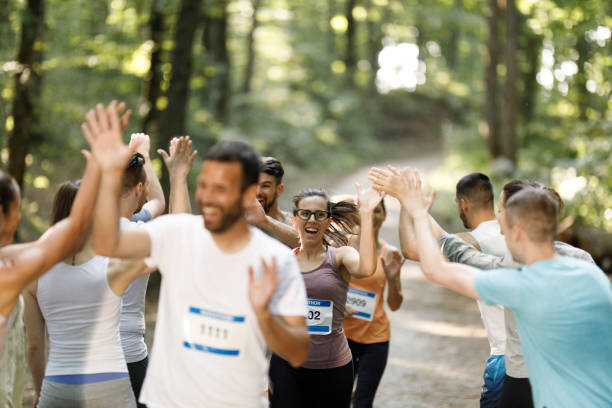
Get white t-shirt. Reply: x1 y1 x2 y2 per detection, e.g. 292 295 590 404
119 217 150 363
470 220 507 356
139 214 307 408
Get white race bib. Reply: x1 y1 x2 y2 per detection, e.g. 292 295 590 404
306 299 333 335
346 288 377 321
183 306 247 357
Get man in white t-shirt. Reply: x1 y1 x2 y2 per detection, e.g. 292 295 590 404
89 124 309 408
454 173 507 408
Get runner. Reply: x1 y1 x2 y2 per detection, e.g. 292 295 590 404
23 180 152 408
90 131 309 407
453 173 507 408
246 157 299 247
0 101 127 356
268 186 383 408
343 198 404 408
370 166 612 408
119 133 165 407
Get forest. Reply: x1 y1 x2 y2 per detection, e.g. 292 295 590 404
1 0 611 269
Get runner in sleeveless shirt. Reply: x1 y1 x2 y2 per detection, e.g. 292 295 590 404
24 180 154 407
91 134 309 407
0 101 128 358
118 133 165 407
342 198 404 408
245 157 300 247
268 186 383 408
370 167 612 408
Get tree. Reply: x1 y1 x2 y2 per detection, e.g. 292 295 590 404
8 0 44 189
500 0 518 163
202 0 231 119
344 0 357 76
242 0 260 93
485 0 501 158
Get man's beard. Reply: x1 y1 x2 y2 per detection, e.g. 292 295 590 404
203 202 245 233
459 209 469 229
259 193 277 214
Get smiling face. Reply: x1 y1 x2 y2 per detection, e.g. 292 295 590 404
195 160 253 234
256 172 282 214
292 195 331 246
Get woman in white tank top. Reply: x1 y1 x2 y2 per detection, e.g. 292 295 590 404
23 181 153 408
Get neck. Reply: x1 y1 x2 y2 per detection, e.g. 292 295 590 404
63 237 96 265
267 204 285 222
209 218 252 253
520 241 558 265
470 210 497 230
299 240 327 258
119 198 135 219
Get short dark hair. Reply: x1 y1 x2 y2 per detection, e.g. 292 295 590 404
0 170 18 215
456 173 494 210
503 180 564 213
51 180 81 225
260 157 284 184
204 141 261 191
122 153 147 194
505 188 558 243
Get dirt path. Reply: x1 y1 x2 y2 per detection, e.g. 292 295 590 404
326 145 489 407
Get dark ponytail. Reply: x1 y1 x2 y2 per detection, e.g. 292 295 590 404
0 170 18 214
51 180 81 225
293 188 359 247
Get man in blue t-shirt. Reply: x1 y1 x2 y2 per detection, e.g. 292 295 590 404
368 166 612 408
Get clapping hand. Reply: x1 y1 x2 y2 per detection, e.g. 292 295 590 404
158 136 198 180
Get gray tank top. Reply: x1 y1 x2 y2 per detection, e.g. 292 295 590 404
300 246 352 369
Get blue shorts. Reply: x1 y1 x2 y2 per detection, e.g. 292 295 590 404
480 354 506 408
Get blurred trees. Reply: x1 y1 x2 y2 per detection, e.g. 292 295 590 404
0 0 610 241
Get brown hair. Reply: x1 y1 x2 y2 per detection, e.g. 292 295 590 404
293 188 360 247
122 153 147 194
502 180 564 213
0 170 19 214
504 188 558 243
51 180 80 225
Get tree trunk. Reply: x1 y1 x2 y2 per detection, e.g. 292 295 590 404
500 0 517 163
242 0 260 93
575 27 590 121
327 0 335 55
202 1 231 120
8 0 44 189
485 0 501 158
446 0 462 69
344 0 357 75
141 0 166 142
520 25 541 125
157 0 203 190
366 0 385 95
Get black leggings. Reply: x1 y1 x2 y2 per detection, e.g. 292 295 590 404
127 356 148 408
269 354 354 408
498 375 534 408
348 339 389 408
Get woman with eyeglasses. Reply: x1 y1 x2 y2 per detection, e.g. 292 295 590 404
268 185 383 408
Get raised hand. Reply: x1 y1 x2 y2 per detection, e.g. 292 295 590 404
367 165 406 199
81 101 135 172
356 182 385 214
248 257 280 315
129 133 151 159
157 136 197 180
382 249 404 281
244 198 267 227
115 101 132 131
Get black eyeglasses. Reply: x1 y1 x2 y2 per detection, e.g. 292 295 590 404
293 209 330 221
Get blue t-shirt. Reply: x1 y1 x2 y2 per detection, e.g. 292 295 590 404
474 256 612 408
132 208 152 223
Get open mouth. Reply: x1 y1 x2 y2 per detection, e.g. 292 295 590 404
305 227 319 235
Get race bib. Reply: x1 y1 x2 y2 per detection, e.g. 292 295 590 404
183 306 247 357
306 299 333 335
346 288 377 321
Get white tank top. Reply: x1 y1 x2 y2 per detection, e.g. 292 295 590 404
37 256 127 375
119 217 149 363
470 220 507 356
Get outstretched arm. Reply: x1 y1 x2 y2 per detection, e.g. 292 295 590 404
130 133 165 218
369 166 480 300
338 184 384 278
158 136 197 214
86 103 152 259
245 199 300 248
249 258 309 367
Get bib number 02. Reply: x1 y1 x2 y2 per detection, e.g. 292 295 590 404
306 299 333 335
